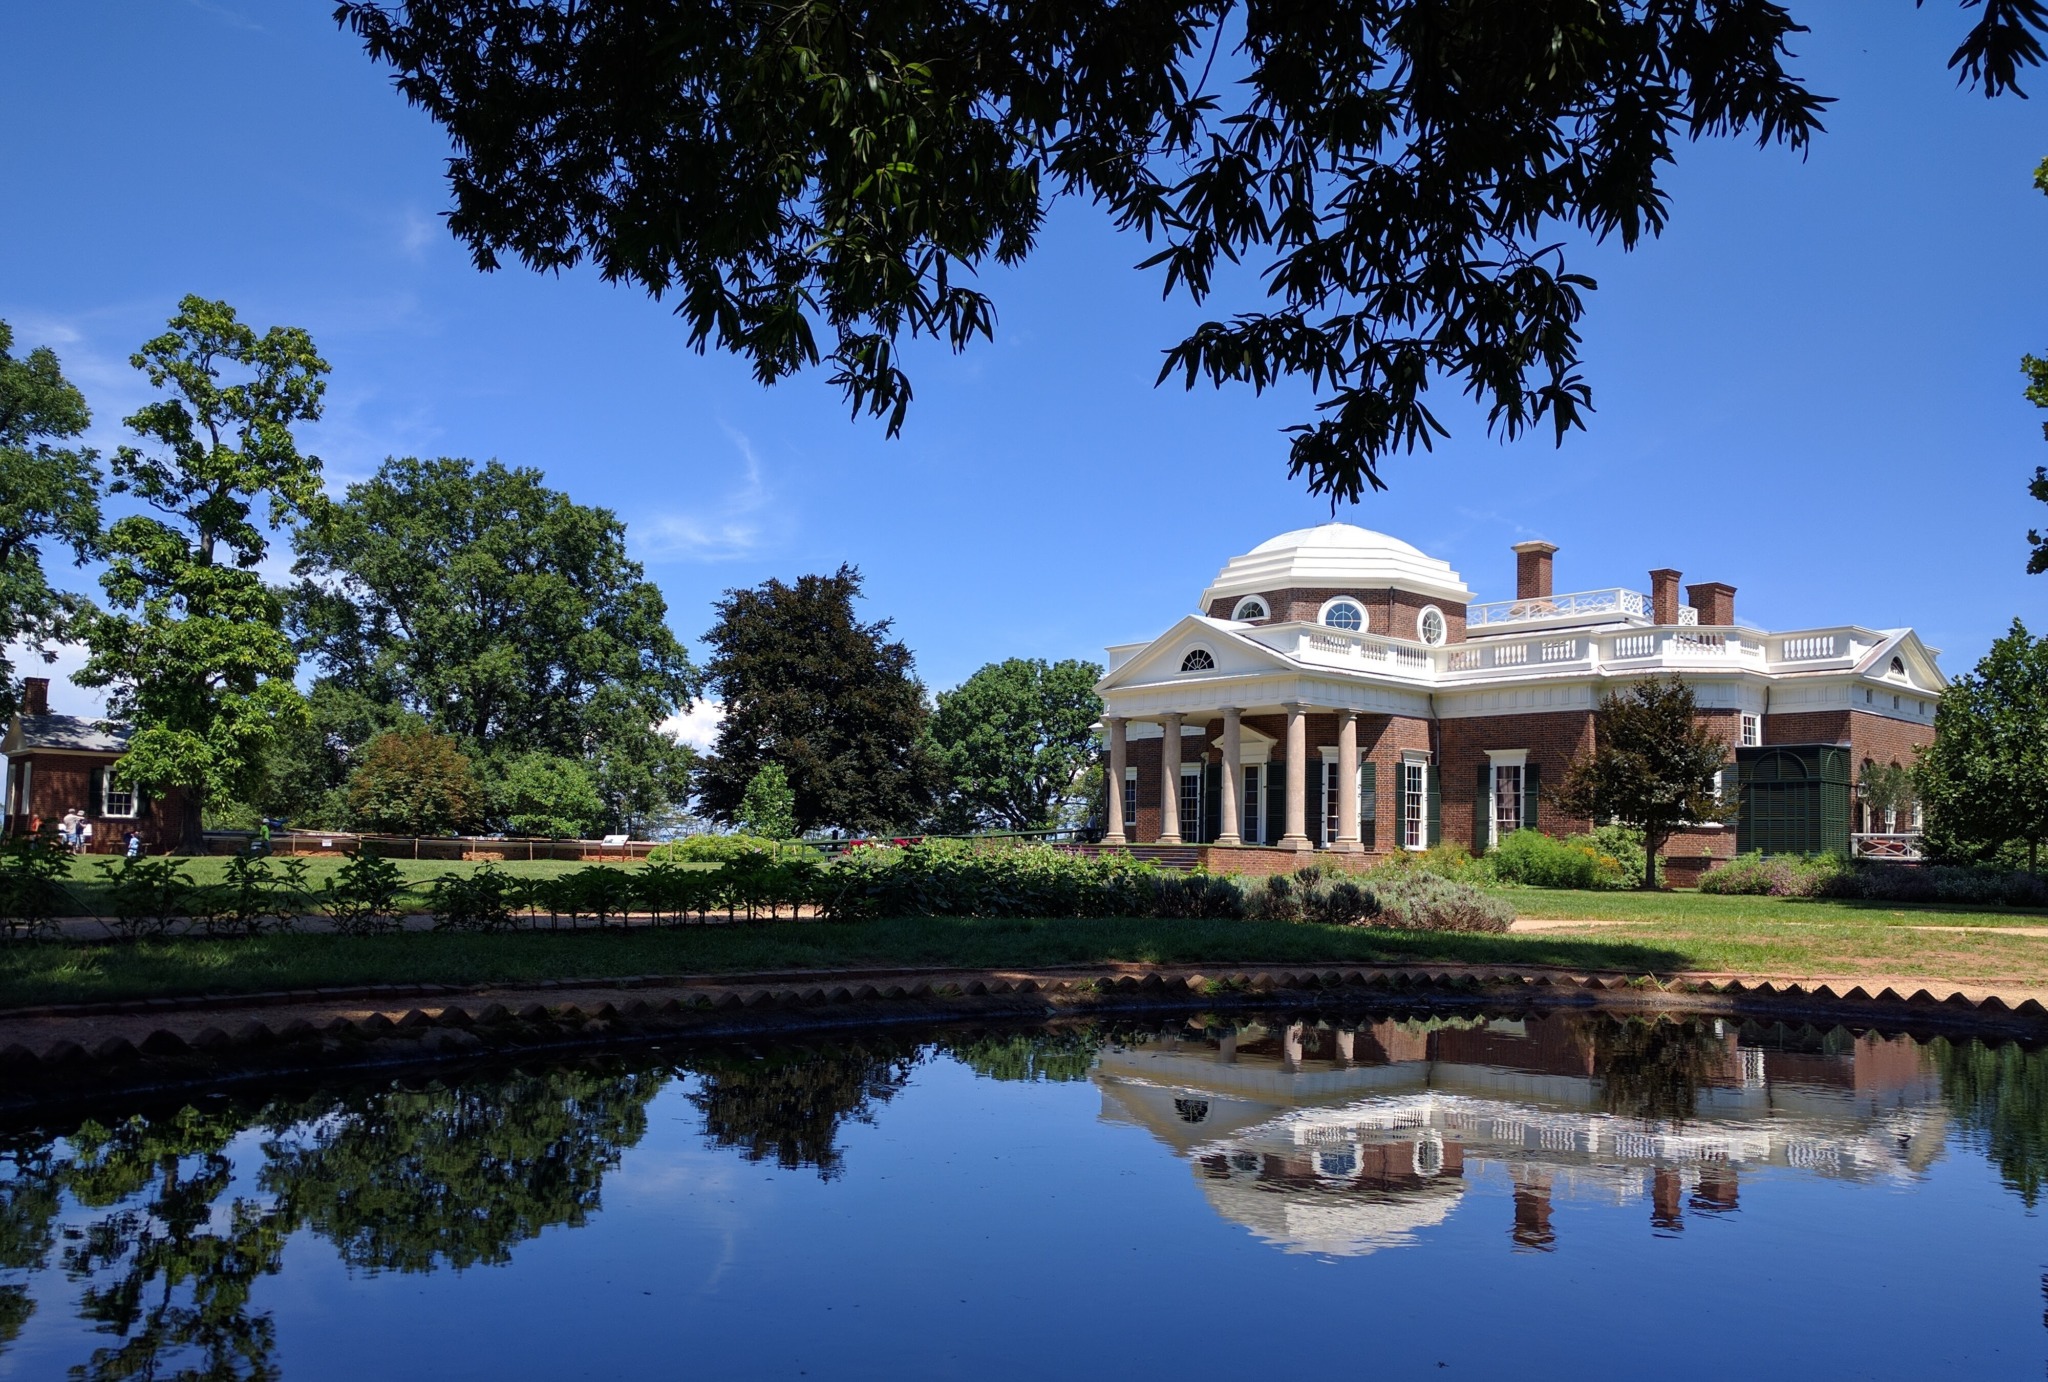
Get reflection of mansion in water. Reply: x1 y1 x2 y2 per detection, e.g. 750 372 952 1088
1093 1015 1947 1256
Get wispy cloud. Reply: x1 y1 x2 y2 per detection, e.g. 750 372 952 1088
634 428 785 562
396 209 437 261
183 0 265 31
659 700 725 752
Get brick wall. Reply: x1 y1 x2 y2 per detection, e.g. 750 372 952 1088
1437 710 1596 850
1205 586 1468 642
12 751 186 851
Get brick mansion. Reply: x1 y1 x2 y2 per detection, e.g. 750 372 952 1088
1094 525 1943 882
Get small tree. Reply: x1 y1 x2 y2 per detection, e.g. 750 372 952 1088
1858 760 1917 833
1918 619 2048 868
498 752 604 839
738 763 798 839
346 728 482 835
1549 677 1730 890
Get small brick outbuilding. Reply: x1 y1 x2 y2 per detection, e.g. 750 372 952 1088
1 678 188 851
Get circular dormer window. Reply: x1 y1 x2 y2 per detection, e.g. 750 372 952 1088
1231 596 1270 622
1417 605 1448 646
1179 648 1216 673
1320 599 1365 632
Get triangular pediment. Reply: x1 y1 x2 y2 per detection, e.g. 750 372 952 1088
1859 630 1947 692
1095 615 1297 693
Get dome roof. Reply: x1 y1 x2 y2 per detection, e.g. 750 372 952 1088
1200 523 1472 610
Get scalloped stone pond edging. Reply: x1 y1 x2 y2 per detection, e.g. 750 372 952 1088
0 961 2044 1111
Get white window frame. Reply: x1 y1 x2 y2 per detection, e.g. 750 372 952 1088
1401 755 1431 852
101 771 138 820
1486 750 1527 847
1122 768 1138 839
1739 713 1760 747
1318 597 1368 632
1415 604 1448 647
1178 646 1217 673
1179 763 1205 844
1231 596 1270 622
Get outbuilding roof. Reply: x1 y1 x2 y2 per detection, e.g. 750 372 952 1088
0 714 131 756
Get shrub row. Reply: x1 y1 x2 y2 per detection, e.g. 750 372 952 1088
1699 851 2048 907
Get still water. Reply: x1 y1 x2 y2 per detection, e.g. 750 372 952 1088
0 1010 2043 1380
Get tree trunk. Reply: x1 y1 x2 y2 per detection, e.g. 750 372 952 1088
178 791 205 855
1641 830 1662 891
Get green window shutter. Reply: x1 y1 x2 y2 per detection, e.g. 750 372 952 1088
89 765 105 817
1203 763 1222 843
1522 762 1541 832
1473 761 1491 854
1360 763 1377 852
1267 769 1285 846
1425 764 1442 847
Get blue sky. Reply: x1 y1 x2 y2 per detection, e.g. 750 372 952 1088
4 1 2045 738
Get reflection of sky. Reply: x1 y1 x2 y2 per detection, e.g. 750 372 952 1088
0 1045 2042 1381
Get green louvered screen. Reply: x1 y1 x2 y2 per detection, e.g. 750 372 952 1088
1360 763 1377 852
1736 745 1851 856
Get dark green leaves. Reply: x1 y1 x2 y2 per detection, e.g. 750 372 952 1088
335 0 2029 499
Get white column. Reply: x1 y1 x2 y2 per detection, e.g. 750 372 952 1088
1158 713 1183 844
1217 707 1243 846
1280 702 1309 850
1335 710 1362 853
1104 716 1127 846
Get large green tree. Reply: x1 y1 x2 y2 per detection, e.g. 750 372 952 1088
698 565 933 834
0 319 100 719
345 726 483 835
340 0 2042 500
927 657 1104 831
289 456 698 833
1549 676 1730 889
76 297 328 850
1918 618 2048 868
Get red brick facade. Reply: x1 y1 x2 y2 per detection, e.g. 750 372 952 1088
1205 586 1468 643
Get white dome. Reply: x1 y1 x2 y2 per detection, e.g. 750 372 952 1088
1201 522 1472 610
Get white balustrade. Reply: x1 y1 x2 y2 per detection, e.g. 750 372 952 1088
1494 643 1528 667
1447 648 1482 672
1467 587 1650 627
1611 633 1657 659
1779 634 1839 661
1671 634 1726 656
1538 638 1579 663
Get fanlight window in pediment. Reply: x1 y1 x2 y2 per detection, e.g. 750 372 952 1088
1179 648 1217 673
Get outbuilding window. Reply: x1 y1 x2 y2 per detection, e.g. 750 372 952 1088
99 769 137 820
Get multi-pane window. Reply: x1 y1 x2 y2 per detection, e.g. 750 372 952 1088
1122 771 1138 838
1402 761 1428 850
1492 764 1523 846
1179 766 1203 844
1179 649 1215 672
1242 765 1264 844
102 779 136 819
1323 763 1342 846
1323 601 1365 631
1740 713 1760 747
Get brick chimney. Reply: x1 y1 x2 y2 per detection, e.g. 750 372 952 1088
1649 569 1682 625
1512 541 1557 600
21 678 49 717
1686 581 1736 627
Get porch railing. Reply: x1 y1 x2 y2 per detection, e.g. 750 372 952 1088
1850 832 1924 861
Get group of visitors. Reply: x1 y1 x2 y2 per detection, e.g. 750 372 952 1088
49 808 141 857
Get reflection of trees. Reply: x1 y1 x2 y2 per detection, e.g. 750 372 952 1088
943 1028 1101 1084
687 1041 920 1180
1590 1017 1730 1122
57 1108 292 1382
1934 1038 2048 1207
260 1066 665 1272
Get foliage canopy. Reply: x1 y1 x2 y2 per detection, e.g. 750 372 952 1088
339 0 2044 499
1917 618 2048 867
926 657 1103 831
1549 675 1729 888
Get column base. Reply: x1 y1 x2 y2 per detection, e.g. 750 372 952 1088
1331 840 1363 855
1213 833 1242 847
1157 835 1184 846
1102 833 1127 847
1279 834 1311 851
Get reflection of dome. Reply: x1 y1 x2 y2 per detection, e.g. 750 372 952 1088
1195 1169 1465 1257
1200 523 1473 608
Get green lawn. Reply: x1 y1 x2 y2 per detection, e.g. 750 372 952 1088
1487 886 2048 929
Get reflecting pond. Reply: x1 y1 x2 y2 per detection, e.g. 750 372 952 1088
2 1010 2046 1379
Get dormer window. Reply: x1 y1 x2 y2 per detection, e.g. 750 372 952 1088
1179 649 1216 672
1231 596 1270 622
1889 656 1905 677
1320 599 1365 632
1416 605 1448 646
